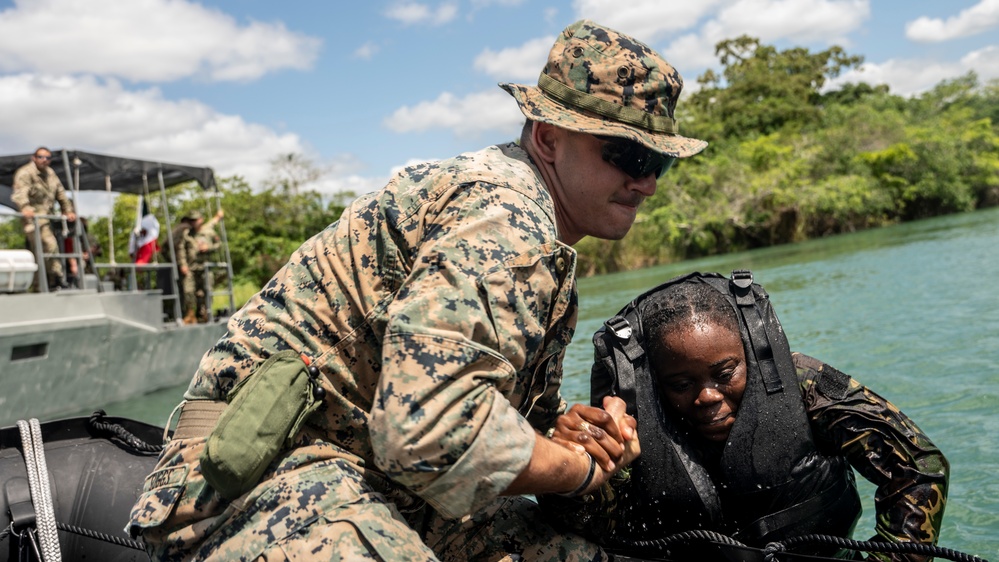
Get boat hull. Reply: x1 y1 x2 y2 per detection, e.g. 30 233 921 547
0 290 226 425
0 415 161 561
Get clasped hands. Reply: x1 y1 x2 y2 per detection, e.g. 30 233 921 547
549 396 640 494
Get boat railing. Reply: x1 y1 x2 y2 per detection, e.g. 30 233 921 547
16 212 91 293
4 211 235 326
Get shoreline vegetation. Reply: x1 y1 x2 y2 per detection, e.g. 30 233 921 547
3 36 997 303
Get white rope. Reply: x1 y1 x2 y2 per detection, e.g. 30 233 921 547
16 419 62 562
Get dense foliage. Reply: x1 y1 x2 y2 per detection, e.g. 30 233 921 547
3 37 997 295
575 37 999 275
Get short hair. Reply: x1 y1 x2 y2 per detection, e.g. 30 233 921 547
518 119 534 147
34 147 51 157
643 281 740 360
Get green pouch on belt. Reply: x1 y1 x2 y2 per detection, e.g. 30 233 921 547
200 350 322 500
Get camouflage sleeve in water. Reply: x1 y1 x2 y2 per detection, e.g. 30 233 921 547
795 352 949 559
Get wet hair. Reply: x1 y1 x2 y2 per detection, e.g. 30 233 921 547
643 281 740 360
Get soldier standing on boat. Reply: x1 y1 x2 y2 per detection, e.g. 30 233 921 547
11 147 76 290
171 211 201 324
129 19 706 561
193 209 224 322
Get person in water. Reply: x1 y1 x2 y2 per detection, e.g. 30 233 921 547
541 271 948 561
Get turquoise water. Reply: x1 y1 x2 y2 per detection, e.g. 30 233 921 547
97 207 999 558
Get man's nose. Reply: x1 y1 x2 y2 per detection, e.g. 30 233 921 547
628 173 658 197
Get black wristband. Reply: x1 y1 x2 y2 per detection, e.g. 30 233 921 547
558 454 596 497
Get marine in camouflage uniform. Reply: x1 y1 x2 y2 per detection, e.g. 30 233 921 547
11 147 76 289
192 210 223 321
170 214 201 324
127 19 707 561
542 278 948 562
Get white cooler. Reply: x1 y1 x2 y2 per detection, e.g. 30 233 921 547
0 249 38 293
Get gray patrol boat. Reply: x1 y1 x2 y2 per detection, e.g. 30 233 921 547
0 150 234 426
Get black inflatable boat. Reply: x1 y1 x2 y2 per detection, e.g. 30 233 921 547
0 413 988 562
0 412 160 561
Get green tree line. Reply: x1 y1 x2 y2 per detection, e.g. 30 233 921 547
575 36 999 275
3 36 997 299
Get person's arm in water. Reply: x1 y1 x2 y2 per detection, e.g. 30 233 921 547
795 352 948 561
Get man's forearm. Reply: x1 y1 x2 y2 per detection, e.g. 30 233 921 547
503 432 596 496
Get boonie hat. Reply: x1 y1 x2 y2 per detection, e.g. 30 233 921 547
183 210 203 221
501 20 707 158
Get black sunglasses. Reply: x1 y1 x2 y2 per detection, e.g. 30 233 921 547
597 135 675 179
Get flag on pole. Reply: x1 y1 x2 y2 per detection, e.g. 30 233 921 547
128 196 160 264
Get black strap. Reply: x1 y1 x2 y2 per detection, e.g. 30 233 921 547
741 475 860 541
730 270 784 394
601 315 644 417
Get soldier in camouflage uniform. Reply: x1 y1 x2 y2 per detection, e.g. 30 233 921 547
128 19 707 561
12 147 76 290
192 209 224 321
542 273 949 562
170 212 202 324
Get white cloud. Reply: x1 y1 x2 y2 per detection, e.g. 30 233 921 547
827 43 999 97
961 45 999 80
385 2 459 26
473 36 554 81
905 0 999 43
471 0 526 6
662 0 869 81
0 0 321 82
572 0 726 42
713 0 868 44
383 90 523 137
829 59 962 97
0 73 304 186
354 42 380 60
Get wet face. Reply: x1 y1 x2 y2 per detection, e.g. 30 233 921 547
548 129 658 244
32 150 52 170
653 318 747 443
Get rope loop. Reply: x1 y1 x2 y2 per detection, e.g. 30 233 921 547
88 410 164 454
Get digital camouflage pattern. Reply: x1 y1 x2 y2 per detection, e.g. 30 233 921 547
170 222 199 317
11 160 74 230
501 19 707 159
545 353 948 562
12 160 74 280
192 213 222 319
129 143 606 561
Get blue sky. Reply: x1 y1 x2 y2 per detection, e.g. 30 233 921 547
1 0 997 215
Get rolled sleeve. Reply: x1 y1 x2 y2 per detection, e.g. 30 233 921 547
373 331 536 517
369 195 572 517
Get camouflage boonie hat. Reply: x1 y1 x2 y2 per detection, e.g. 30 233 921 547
500 20 707 158
183 210 203 221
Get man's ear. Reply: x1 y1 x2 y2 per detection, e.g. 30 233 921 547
530 121 560 164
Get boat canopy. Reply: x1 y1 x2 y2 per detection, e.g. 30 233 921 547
0 149 216 210
0 149 232 322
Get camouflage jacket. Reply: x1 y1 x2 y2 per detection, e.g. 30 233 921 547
11 161 74 229
170 224 198 271
545 352 948 560
193 216 222 267
185 143 577 518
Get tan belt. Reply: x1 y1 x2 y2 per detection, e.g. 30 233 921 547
172 400 227 440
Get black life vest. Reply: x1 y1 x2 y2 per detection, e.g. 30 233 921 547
590 270 861 553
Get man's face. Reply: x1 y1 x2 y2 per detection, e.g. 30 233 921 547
32 150 52 170
548 129 659 244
